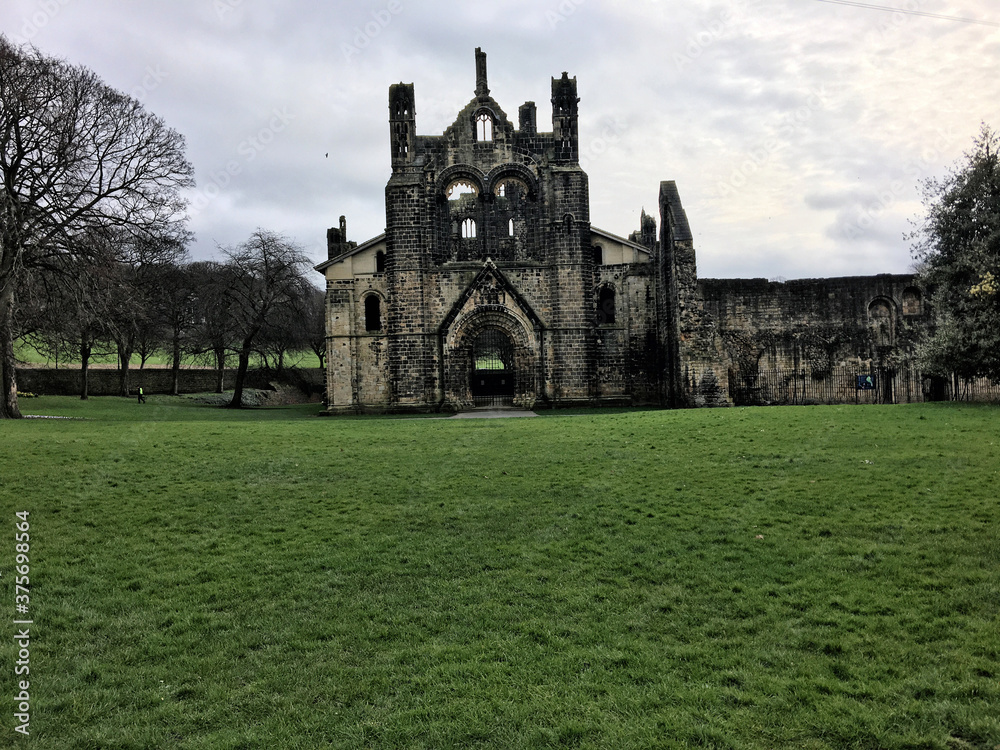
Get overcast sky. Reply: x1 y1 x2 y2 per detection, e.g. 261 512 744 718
3 0 999 280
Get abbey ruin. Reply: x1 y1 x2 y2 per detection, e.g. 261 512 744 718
316 49 929 413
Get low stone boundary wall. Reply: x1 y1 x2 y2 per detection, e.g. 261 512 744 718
16 367 324 397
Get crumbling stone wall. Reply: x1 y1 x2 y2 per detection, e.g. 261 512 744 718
700 275 927 379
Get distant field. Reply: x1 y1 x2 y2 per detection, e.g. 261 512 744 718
13 341 321 369
1 398 998 748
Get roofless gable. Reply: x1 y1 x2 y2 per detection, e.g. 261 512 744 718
440 47 515 153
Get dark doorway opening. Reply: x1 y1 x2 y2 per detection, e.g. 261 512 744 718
471 328 515 407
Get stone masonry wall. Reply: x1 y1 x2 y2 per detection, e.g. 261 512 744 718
16 367 321 397
699 274 927 376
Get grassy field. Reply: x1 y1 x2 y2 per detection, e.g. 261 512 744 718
13 340 322 370
1 398 998 749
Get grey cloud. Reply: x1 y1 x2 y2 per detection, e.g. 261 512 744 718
4 0 996 280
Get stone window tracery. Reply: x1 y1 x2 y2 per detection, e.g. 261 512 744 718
476 112 493 142
462 218 477 239
446 180 478 201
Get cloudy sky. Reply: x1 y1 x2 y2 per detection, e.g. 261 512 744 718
3 0 998 280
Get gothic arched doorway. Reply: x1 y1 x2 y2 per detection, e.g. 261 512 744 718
471 327 515 407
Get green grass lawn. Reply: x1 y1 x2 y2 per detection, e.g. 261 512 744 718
14 340 322 369
1 398 998 749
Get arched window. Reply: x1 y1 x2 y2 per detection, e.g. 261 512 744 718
597 287 616 325
364 295 382 333
902 287 922 316
375 250 385 273
462 218 477 239
593 245 603 265
508 218 515 237
494 177 529 200
476 113 493 142
446 180 478 201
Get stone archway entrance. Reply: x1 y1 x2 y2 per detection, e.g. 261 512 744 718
471 327 515 407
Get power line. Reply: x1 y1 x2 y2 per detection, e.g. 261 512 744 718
813 0 1000 28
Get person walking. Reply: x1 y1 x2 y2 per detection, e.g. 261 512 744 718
137 386 146 404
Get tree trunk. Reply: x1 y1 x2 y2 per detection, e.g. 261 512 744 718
171 329 181 396
227 339 253 408
214 347 226 393
80 339 92 400
117 341 133 397
0 283 22 419
311 343 326 371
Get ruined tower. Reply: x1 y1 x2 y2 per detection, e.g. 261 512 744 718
318 50 669 412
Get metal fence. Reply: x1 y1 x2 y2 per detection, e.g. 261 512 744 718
729 365 1000 406
942 373 1000 403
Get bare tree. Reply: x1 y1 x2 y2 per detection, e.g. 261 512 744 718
222 230 311 408
158 262 198 395
24 241 118 399
254 276 318 373
304 283 328 371
0 35 193 417
188 261 236 394
104 231 187 396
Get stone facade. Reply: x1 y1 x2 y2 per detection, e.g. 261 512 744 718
317 50 930 413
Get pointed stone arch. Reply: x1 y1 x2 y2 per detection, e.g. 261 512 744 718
443 307 539 411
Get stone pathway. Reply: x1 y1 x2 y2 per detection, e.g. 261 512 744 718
448 409 538 419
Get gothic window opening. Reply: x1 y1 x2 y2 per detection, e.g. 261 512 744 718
508 218 515 237
447 179 478 202
494 177 528 200
462 218 477 238
597 286 616 325
593 245 603 265
375 250 385 273
392 122 409 158
365 295 382 332
477 112 494 142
